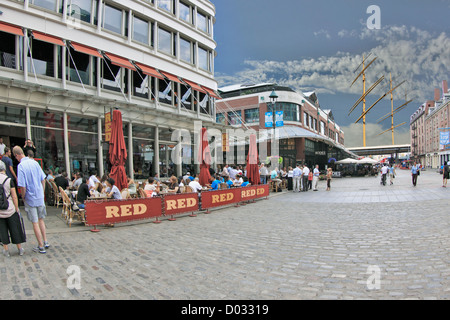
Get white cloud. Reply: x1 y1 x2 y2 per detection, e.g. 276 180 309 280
313 29 331 39
216 25 450 104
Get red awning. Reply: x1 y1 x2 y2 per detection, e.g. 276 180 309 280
183 79 207 94
201 86 221 99
70 42 102 58
160 71 182 84
135 62 164 79
32 31 65 46
104 52 136 71
0 21 24 36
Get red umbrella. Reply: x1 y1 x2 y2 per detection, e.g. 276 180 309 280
198 127 211 186
246 134 260 185
109 110 128 192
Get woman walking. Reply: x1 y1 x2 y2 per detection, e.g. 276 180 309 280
0 161 26 257
326 167 332 191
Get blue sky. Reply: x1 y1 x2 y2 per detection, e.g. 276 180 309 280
212 0 450 147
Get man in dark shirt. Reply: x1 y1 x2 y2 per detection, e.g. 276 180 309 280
1 147 17 181
23 139 37 158
76 178 91 209
54 172 69 190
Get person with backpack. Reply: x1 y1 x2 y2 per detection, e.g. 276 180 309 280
0 161 25 257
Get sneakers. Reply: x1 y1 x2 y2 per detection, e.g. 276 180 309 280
44 241 50 249
2 249 10 257
32 246 46 254
19 248 25 256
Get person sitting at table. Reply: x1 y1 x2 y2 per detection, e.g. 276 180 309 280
188 177 203 193
233 174 243 187
224 176 234 188
127 176 137 196
76 177 91 209
72 172 83 189
105 178 122 200
167 176 180 194
210 174 222 191
144 177 160 197
55 171 69 191
241 176 250 187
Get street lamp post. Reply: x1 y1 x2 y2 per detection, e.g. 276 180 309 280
269 89 278 158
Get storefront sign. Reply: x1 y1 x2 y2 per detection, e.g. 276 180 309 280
164 193 199 216
85 197 163 226
201 188 241 209
105 111 112 142
222 133 229 152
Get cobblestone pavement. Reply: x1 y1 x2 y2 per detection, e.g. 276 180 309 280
1 169 449 300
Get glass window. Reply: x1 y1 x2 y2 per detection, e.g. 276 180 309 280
132 71 149 99
198 46 209 71
179 1 191 23
228 111 242 125
179 37 193 64
31 0 58 11
102 4 123 35
158 78 172 105
133 16 150 45
0 31 16 70
158 27 174 55
102 59 122 92
275 102 299 122
0 105 26 124
67 0 97 24
197 11 208 33
199 92 210 115
216 113 226 125
27 37 55 78
244 108 259 124
180 83 192 110
66 47 92 85
157 0 175 14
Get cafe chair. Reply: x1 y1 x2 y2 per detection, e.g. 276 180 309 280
138 188 148 198
121 188 131 199
50 181 63 208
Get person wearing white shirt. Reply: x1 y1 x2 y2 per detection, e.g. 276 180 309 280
0 137 6 155
233 175 243 187
189 178 203 193
292 164 302 192
312 165 320 191
88 171 100 191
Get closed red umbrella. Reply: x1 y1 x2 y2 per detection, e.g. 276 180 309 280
198 127 211 186
109 110 128 192
246 134 260 185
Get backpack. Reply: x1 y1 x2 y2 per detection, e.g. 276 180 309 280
0 176 11 210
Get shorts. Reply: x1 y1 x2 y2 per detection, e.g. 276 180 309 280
24 203 47 223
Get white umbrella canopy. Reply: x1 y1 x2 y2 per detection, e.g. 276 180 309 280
358 157 378 164
335 158 359 164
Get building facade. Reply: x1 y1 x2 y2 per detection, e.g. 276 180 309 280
410 80 450 168
0 0 223 179
216 83 354 169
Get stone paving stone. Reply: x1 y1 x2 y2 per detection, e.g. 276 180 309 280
0 170 449 300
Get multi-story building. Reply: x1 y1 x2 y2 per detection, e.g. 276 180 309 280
215 83 354 169
0 0 222 179
410 80 450 168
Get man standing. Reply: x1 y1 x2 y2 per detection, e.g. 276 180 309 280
302 164 310 192
0 137 6 156
23 139 37 158
13 146 49 254
312 165 320 191
411 162 419 187
292 164 301 192
1 147 17 182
